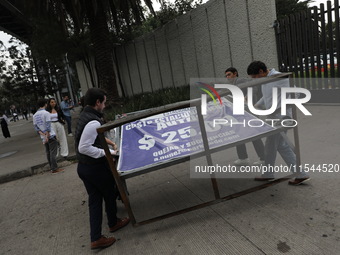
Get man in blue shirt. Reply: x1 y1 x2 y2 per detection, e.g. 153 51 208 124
60 95 74 136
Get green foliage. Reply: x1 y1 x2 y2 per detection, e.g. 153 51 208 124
104 85 190 121
127 0 203 40
0 38 46 109
276 0 314 20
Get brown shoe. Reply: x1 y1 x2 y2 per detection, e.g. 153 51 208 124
288 177 310 185
109 217 130 233
91 235 116 250
51 169 64 174
254 176 275 181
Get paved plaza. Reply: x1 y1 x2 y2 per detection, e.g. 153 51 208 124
0 105 339 254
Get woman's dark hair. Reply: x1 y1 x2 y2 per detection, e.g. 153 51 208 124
247 61 268 75
46 98 60 113
84 88 107 106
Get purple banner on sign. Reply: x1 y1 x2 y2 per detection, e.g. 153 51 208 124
118 98 275 172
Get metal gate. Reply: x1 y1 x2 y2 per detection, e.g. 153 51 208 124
275 0 340 90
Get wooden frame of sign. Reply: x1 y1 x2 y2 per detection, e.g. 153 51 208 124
97 73 301 226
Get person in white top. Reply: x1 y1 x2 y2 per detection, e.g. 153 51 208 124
33 99 64 174
46 98 69 158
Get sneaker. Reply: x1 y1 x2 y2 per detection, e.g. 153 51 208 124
288 177 310 186
233 158 250 166
51 168 64 174
109 217 130 233
91 235 116 250
254 176 275 181
68 133 73 137
253 160 265 166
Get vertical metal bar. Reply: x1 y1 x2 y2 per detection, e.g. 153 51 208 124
335 0 340 78
289 74 302 170
274 20 283 72
295 12 308 88
196 104 220 199
308 9 316 79
289 14 299 78
327 1 335 82
97 132 137 225
302 11 310 86
292 13 306 78
312 7 322 89
320 4 328 82
281 19 289 72
284 16 293 73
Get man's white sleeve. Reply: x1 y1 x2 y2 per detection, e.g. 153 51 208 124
78 120 115 158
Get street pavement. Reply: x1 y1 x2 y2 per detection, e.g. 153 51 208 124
0 105 339 254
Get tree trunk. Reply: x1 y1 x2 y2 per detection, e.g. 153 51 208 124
86 0 119 107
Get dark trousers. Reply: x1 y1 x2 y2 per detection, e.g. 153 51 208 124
44 137 58 171
77 162 118 242
1 121 11 138
236 139 265 160
64 115 72 134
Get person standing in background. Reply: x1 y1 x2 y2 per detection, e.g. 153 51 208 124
0 112 11 138
22 108 28 120
33 99 64 174
60 95 74 136
46 98 69 158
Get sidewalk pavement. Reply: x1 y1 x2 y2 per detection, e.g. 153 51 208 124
0 105 339 254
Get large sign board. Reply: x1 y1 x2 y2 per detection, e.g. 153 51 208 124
118 98 275 172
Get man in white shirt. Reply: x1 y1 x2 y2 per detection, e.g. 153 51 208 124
33 99 63 174
75 88 129 250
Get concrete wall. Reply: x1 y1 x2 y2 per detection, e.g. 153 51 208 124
76 0 278 97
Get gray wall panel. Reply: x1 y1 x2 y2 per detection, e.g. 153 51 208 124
125 43 143 94
247 0 278 68
177 14 199 84
135 38 152 93
76 0 279 97
207 0 232 77
191 6 214 77
166 21 186 87
224 0 253 77
154 28 174 89
116 46 133 96
144 34 163 92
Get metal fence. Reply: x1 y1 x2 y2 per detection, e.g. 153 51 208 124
275 0 340 90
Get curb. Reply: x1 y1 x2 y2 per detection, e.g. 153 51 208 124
0 155 77 184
